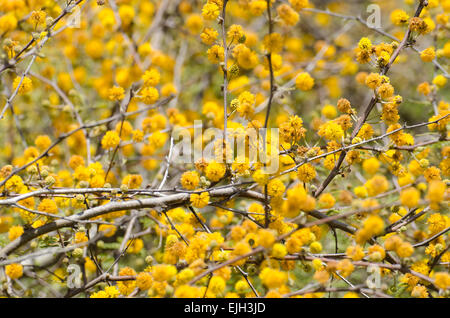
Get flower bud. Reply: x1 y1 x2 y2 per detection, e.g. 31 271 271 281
120 184 129 192
44 175 55 187
79 180 89 188
145 255 154 264
72 248 83 258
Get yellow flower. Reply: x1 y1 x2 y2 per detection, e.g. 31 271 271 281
309 241 322 253
34 135 52 151
205 161 226 182
142 68 160 87
318 193 335 209
420 47 436 62
98 224 117 237
127 238 144 254
390 9 409 25
362 157 380 175
104 286 120 298
38 198 58 214
277 4 299 26
121 174 143 189
365 73 382 89
271 243 287 258
321 104 337 119
426 180 446 209
5 263 23 279
227 24 244 42
337 259 354 277
427 213 447 234
364 175 388 196
267 179 285 197
190 191 210 208
152 264 177 282
378 83 394 99
259 268 288 289
295 72 314 91
201 28 219 45
0 14 18 33
101 130 120 149
313 269 330 285
5 175 24 193
434 272 450 290
297 163 316 183
400 187 420 209
74 231 88 244
319 121 344 141
346 245 365 261
432 75 447 88
288 0 309 11
207 45 224 63
202 2 220 20
186 14 203 35
107 86 125 101
13 76 33 95
180 171 200 190
252 169 269 186
117 267 137 296
249 1 267 16
396 242 414 258
358 37 372 51
209 276 226 295
140 86 159 104
8 225 24 241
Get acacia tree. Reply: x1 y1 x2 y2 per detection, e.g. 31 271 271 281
0 0 449 298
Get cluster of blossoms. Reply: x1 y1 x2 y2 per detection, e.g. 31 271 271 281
0 0 448 299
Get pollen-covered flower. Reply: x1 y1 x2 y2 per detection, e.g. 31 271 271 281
205 161 226 182
202 2 220 20
101 130 121 149
180 171 200 190
107 86 125 101
207 45 224 63
390 9 409 25
140 86 159 104
201 28 219 45
295 72 314 91
13 76 33 95
5 263 23 280
190 190 210 208
420 47 436 62
277 4 299 26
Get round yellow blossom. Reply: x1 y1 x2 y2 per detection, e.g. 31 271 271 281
259 268 288 289
205 161 226 182
180 171 200 190
202 2 220 20
267 179 285 197
142 68 160 87
318 193 335 209
400 187 420 209
420 47 436 62
434 272 450 290
432 75 447 88
5 263 23 279
321 104 337 119
190 191 210 208
295 72 314 91
201 28 219 45
101 131 121 149
13 76 33 95
346 245 365 261
107 86 125 101
136 272 153 290
8 225 24 241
